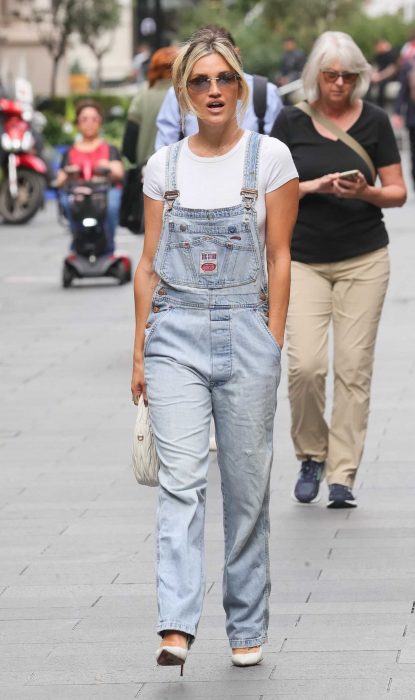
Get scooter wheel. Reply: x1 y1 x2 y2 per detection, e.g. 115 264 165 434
62 265 74 288
112 259 131 285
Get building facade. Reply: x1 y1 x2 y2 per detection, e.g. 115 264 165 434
0 0 133 97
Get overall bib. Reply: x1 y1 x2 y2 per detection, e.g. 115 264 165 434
145 132 281 648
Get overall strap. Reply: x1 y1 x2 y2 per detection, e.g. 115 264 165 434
241 131 261 206
164 140 183 208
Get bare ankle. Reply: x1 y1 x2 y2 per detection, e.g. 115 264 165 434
161 630 188 647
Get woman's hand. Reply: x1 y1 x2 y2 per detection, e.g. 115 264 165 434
313 173 341 193
131 357 147 406
299 173 339 198
268 323 284 349
332 171 368 199
98 158 124 182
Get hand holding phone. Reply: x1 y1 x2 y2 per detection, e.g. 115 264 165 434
338 169 360 182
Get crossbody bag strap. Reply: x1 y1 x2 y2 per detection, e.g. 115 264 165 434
296 100 376 182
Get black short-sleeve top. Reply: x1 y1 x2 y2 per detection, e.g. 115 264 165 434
271 102 401 263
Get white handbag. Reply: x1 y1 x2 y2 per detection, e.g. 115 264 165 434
132 396 159 486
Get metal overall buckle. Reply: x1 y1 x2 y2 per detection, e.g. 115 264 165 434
240 187 258 209
164 190 179 210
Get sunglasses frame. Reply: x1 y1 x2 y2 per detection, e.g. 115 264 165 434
187 72 241 93
320 69 359 84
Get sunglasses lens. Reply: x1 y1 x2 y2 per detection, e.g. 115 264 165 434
188 77 210 92
322 70 357 83
218 74 237 87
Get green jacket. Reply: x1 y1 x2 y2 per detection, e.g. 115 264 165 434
127 79 172 165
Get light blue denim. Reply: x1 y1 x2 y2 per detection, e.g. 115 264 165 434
144 132 281 648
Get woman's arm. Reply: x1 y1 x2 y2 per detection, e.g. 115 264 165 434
101 158 124 182
54 169 68 188
265 178 299 348
131 195 164 403
332 163 407 207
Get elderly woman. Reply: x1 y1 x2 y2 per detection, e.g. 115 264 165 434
271 31 406 508
131 27 298 670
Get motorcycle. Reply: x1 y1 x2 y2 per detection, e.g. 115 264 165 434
0 97 48 224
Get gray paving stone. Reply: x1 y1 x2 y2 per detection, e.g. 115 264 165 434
0 619 79 643
283 633 402 652
1 199 415 696
136 677 389 698
0 685 142 699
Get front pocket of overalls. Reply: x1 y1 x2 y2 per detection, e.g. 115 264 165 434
160 229 258 288
144 306 173 354
253 308 282 355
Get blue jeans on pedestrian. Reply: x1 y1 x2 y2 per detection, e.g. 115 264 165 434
59 187 121 255
144 133 281 648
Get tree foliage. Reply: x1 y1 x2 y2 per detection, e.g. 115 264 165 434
15 0 82 95
76 0 121 88
176 0 413 78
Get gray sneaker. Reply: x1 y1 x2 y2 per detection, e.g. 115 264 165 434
292 459 324 504
327 483 357 508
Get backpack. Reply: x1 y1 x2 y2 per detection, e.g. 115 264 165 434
252 74 268 135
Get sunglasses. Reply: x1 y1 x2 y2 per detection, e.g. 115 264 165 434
321 69 359 84
187 72 240 93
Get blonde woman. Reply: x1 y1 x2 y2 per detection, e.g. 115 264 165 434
131 26 298 671
272 32 406 508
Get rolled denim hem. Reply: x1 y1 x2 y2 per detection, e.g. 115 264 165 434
229 635 267 648
158 621 196 642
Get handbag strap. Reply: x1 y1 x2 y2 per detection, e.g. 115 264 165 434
295 100 376 182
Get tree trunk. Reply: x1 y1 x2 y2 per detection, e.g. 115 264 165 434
96 55 103 90
50 57 60 97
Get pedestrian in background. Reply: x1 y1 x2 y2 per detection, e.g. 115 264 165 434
272 31 406 509
121 46 179 234
154 24 282 148
130 43 151 84
369 38 399 108
123 46 179 166
393 55 415 188
275 37 306 88
131 29 298 671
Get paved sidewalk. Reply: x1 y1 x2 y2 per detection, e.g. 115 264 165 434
0 189 415 700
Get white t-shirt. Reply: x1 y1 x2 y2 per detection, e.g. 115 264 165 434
143 130 298 248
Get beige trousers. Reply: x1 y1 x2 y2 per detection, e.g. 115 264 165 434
286 247 390 487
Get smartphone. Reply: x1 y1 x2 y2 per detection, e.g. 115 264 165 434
338 169 360 182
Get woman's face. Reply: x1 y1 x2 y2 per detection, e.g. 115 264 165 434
317 61 358 107
186 52 241 127
77 107 102 139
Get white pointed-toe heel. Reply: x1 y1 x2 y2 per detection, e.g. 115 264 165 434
231 646 263 667
156 641 188 676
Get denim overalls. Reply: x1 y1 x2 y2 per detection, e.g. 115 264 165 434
144 132 281 648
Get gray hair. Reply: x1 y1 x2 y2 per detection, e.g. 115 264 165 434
302 31 372 102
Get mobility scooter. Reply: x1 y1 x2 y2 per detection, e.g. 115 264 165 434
60 164 132 288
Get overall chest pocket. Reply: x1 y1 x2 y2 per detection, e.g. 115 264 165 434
159 220 259 289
